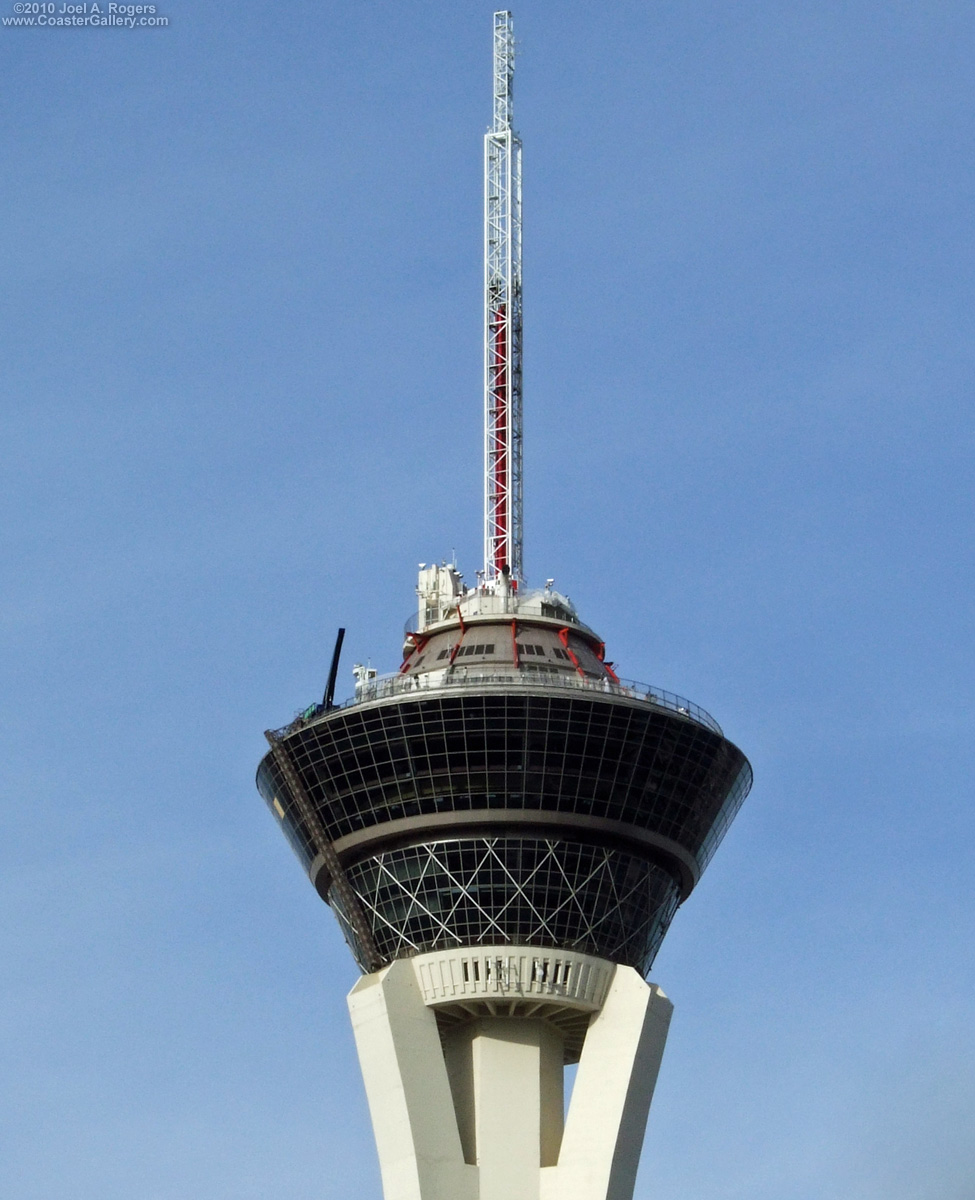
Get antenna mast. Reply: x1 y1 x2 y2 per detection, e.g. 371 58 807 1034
484 10 523 584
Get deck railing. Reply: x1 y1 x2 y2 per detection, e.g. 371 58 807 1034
282 666 722 737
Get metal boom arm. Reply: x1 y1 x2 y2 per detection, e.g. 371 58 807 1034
484 10 523 584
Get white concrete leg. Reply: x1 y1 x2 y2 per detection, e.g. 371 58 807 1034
542 968 673 1200
348 961 477 1200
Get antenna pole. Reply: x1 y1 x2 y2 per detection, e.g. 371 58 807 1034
484 10 523 584
322 627 346 709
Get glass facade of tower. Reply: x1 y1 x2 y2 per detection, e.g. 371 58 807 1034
257 683 752 975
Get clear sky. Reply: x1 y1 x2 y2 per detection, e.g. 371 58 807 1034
2 2 973 1197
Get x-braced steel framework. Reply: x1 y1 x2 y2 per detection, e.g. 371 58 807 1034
484 10 523 584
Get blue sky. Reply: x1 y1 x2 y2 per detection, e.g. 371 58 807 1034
2 2 973 1197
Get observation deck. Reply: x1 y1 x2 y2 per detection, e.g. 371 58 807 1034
257 568 751 977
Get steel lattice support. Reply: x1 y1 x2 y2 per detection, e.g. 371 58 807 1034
484 10 523 584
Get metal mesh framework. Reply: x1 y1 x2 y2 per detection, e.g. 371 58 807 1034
484 10 523 582
256 689 752 974
330 839 681 977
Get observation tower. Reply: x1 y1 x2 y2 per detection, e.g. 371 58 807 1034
256 13 752 1200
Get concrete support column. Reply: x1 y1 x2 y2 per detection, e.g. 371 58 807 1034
444 1018 564 1200
347 960 476 1200
542 967 673 1200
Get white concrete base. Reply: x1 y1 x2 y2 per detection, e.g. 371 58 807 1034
347 948 672 1200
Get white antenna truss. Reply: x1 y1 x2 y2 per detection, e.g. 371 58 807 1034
484 10 523 584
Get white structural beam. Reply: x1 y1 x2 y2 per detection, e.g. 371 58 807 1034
347 950 672 1200
348 961 477 1200
541 968 673 1200
484 9 523 584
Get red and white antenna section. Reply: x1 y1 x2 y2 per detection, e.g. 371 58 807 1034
484 10 523 586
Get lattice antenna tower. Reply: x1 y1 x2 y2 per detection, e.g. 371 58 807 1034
484 9 523 584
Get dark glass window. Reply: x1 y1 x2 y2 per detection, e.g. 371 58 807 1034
263 689 751 974
275 692 748 869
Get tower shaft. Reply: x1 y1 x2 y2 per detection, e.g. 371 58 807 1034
484 9 523 583
348 948 673 1200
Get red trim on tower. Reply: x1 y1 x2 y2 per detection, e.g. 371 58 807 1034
594 640 621 684
448 625 467 666
559 627 587 680
399 633 429 674
511 619 520 668
488 300 510 577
